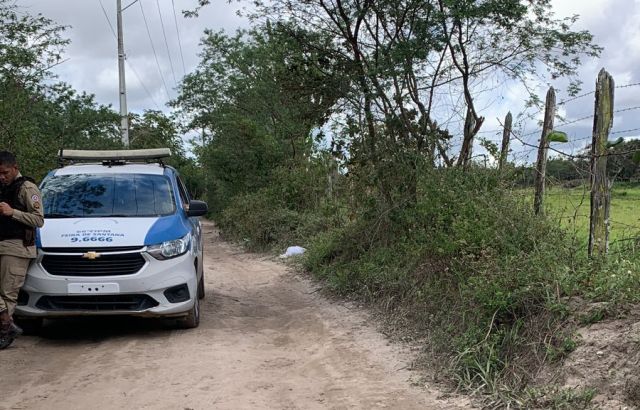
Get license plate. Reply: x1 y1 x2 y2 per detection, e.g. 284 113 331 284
67 283 120 294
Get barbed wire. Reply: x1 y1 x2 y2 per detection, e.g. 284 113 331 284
556 113 594 127
616 81 640 89
611 126 640 136
557 90 595 106
499 116 640 162
550 82 640 110
614 105 640 114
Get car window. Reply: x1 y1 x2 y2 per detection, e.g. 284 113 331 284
42 173 176 217
176 175 191 207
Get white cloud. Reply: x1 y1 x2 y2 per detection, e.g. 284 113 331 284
20 0 249 113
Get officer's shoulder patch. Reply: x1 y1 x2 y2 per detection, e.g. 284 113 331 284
31 194 40 202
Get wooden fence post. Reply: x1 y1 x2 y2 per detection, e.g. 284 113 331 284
589 68 614 257
499 111 512 172
533 87 556 215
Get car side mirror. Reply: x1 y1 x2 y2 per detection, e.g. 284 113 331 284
186 200 208 217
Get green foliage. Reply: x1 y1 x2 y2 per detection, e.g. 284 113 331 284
218 191 301 251
523 386 597 409
548 131 569 143
173 25 343 214
607 137 624 149
249 0 600 181
218 159 346 250
297 168 638 405
173 1 622 407
546 335 578 362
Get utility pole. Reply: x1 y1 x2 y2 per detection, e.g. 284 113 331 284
117 0 130 147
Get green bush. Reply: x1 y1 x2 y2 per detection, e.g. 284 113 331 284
301 168 637 402
218 190 301 250
219 164 640 405
217 160 347 251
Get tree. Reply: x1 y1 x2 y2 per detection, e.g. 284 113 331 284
0 0 68 152
0 1 119 178
172 25 344 213
245 0 600 205
607 139 640 182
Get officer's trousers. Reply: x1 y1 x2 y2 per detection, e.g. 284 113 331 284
0 255 30 315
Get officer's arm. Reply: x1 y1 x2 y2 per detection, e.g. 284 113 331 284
12 184 45 228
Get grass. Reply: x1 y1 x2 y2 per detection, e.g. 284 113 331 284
540 183 640 243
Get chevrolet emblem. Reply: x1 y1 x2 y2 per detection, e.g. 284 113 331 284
82 251 101 260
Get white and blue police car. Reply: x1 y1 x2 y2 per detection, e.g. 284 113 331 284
15 148 207 329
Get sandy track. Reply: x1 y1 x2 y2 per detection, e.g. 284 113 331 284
0 221 470 410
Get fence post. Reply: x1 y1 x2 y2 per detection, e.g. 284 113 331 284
533 87 556 215
499 111 512 172
589 68 614 257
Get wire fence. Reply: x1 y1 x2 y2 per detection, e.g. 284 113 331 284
477 76 640 252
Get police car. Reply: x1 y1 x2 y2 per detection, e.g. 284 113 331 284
15 148 207 329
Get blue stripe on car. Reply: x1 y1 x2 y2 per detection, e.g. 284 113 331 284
144 215 190 245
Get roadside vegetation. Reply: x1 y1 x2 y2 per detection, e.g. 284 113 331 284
4 0 640 407
172 1 640 407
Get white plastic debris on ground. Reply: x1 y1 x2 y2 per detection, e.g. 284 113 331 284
279 246 306 258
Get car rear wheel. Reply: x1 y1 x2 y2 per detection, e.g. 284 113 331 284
179 298 200 329
197 275 205 300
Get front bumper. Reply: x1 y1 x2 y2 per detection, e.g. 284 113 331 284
15 250 198 318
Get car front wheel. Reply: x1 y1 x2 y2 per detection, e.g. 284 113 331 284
179 298 200 329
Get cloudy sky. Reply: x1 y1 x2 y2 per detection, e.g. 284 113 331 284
19 0 640 161
20 0 248 112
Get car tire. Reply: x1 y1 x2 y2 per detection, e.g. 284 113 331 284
197 275 205 300
179 298 200 329
15 317 44 335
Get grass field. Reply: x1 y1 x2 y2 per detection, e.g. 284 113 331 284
543 183 640 244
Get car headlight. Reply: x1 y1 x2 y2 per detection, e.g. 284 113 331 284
147 234 191 260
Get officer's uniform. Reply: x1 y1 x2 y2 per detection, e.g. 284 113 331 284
0 173 44 316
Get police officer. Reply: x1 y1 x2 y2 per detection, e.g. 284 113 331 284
0 151 44 349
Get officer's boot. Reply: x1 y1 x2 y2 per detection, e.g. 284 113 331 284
0 311 20 338
0 310 11 336
0 310 15 349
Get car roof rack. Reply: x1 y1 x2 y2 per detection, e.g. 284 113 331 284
58 148 171 166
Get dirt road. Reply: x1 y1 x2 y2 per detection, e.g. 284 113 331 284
1 221 470 410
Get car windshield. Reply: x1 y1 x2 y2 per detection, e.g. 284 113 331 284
41 173 176 218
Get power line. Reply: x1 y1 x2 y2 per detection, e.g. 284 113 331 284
156 0 178 87
139 0 171 100
122 0 139 11
172 0 187 77
127 61 162 111
97 0 161 111
98 0 117 38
